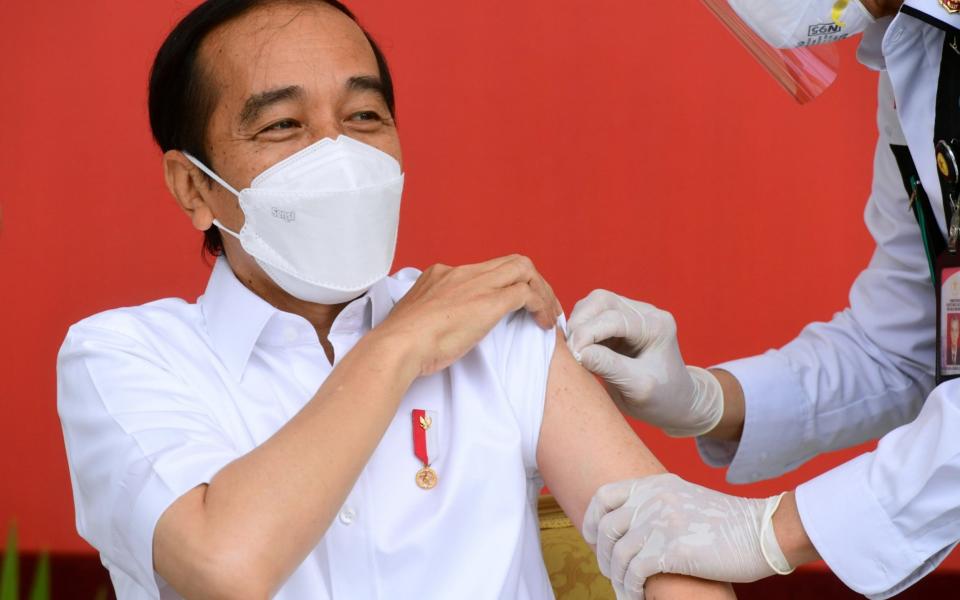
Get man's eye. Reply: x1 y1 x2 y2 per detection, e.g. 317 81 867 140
349 111 383 122
261 119 302 133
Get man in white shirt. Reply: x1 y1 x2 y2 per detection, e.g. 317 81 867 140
57 1 736 598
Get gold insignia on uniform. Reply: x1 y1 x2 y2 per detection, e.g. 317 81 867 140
940 152 952 178
937 140 960 185
941 0 960 14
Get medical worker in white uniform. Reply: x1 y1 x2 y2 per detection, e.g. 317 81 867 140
569 1 960 598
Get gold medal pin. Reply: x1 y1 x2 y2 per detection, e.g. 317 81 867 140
412 410 437 490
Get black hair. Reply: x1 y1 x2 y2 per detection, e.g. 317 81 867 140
148 0 395 258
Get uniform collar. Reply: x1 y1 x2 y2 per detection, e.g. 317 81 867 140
198 257 394 379
900 0 960 33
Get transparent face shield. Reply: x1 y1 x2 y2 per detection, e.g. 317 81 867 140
700 0 855 104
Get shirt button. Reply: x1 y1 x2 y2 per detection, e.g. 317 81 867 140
339 507 357 525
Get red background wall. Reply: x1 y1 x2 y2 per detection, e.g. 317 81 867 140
3 0 956 574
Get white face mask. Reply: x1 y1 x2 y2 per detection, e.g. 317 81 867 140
185 135 404 305
727 0 876 48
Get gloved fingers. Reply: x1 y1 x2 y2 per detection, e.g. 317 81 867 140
566 308 633 355
595 506 637 577
569 289 622 333
622 550 662 599
609 526 656 589
576 344 631 383
615 296 663 321
582 479 636 544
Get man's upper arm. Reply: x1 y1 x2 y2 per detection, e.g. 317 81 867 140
536 329 664 532
57 319 239 594
536 332 738 599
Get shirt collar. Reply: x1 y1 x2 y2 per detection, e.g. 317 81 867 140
900 0 960 33
198 257 395 379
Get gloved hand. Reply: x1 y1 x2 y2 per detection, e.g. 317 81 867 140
566 289 723 437
583 474 792 599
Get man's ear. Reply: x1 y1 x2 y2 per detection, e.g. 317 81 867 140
163 150 215 232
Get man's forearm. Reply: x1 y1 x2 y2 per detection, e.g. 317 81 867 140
704 368 746 442
155 329 421 597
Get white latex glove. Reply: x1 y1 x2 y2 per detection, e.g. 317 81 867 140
583 474 793 599
567 289 723 437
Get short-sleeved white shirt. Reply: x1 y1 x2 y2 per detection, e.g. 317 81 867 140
57 257 558 600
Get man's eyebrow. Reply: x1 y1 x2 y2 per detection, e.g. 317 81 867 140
347 75 387 100
238 85 304 127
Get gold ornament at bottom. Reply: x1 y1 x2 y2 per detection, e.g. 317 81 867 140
415 466 438 490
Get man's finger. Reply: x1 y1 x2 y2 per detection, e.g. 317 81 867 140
483 281 547 328
480 261 558 329
480 256 542 293
532 280 561 329
451 254 522 280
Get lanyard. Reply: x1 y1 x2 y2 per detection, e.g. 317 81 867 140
893 147 944 285
894 30 960 385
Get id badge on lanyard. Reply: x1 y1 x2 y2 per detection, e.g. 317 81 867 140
910 31 960 386
937 249 960 383
935 141 960 384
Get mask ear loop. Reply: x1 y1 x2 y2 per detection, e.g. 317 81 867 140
182 152 243 239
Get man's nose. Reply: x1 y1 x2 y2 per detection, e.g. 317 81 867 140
308 115 346 143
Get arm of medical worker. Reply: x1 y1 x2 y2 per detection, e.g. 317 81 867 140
582 378 960 599
697 75 935 482
149 256 561 599
538 331 736 599
569 74 935 484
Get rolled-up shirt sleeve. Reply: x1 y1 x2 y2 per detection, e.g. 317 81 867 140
488 312 563 479
57 320 240 598
697 74 936 483
795 379 960 599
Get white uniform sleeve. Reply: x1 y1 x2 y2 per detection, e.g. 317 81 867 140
795 379 960 599
488 312 562 479
697 74 936 483
57 319 241 598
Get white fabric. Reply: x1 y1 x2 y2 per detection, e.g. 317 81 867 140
57 257 559 600
185 135 403 304
697 4 960 597
726 0 874 48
